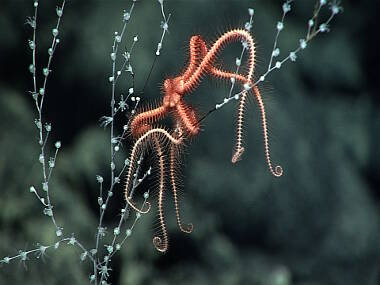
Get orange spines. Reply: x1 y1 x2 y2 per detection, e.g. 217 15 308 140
182 35 206 83
183 29 256 94
163 77 184 107
130 104 167 138
175 101 199 136
209 67 250 85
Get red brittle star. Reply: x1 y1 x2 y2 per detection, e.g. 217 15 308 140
125 28 282 252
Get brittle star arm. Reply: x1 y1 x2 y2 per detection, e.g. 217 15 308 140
175 100 199 136
208 76 283 177
151 135 169 252
124 128 182 214
250 86 283 176
186 35 249 84
208 67 283 177
217 73 281 177
182 35 206 82
181 35 248 92
183 29 256 94
130 105 167 138
169 127 193 234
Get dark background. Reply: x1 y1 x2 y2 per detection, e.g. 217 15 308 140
1 0 379 284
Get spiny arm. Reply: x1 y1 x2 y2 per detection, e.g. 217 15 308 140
152 136 169 252
124 128 183 214
183 29 256 94
169 131 193 234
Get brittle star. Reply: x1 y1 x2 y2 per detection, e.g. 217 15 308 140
131 28 282 175
125 28 282 252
